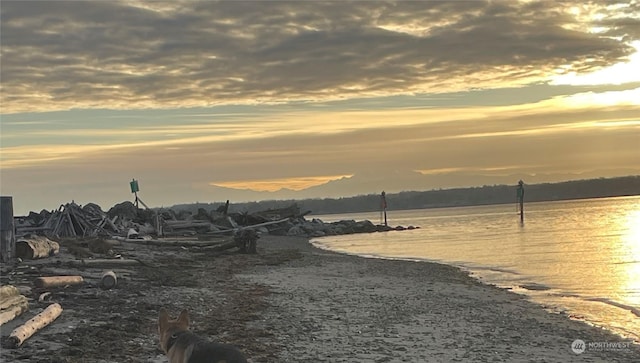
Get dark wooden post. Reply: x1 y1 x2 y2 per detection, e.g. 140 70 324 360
381 191 388 227
517 180 525 223
1 196 16 263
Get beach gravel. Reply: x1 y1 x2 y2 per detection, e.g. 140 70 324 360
239 236 640 362
0 235 638 362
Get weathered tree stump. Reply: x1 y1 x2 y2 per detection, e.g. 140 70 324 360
234 229 259 254
101 271 117 289
15 236 60 260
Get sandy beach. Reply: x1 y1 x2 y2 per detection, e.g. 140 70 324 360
1 234 638 362
240 236 640 362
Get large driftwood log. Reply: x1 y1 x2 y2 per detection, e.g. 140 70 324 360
204 217 291 235
0 296 29 326
7 303 62 348
141 238 231 247
16 236 60 259
205 239 243 252
34 276 84 289
204 230 259 253
164 220 213 229
71 258 140 267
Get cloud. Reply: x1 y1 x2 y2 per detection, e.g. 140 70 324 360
1 0 638 113
552 41 640 85
2 91 638 177
212 175 354 192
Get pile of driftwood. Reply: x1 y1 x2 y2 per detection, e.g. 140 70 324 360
13 200 415 258
160 203 308 236
15 201 308 240
16 202 121 239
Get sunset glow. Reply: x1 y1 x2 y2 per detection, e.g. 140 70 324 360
1 0 639 214
552 42 640 86
212 175 354 192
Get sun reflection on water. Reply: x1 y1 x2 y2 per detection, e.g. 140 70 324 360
313 197 640 341
620 208 640 309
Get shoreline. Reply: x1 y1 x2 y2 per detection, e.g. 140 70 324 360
240 235 640 362
310 237 640 345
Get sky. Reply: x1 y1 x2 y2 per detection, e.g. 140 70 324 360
1 0 639 215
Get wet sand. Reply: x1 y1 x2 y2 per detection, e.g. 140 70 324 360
0 234 638 362
240 236 640 362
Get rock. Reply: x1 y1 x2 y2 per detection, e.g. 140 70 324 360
107 201 138 220
311 230 326 237
287 226 306 236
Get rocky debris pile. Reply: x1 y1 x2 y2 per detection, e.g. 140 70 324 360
15 201 417 240
15 202 122 239
283 217 418 237
15 201 163 239
161 204 309 236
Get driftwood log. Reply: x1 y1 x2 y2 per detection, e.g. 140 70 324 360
101 271 117 290
16 236 60 260
0 300 30 326
139 238 232 248
205 217 291 236
164 220 213 229
0 285 29 326
34 276 84 289
73 258 140 267
0 294 29 311
0 285 20 300
205 239 243 252
7 303 62 348
203 229 260 253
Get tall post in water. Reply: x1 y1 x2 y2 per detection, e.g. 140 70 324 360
517 180 525 223
380 191 388 227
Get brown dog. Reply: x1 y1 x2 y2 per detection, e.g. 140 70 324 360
158 308 247 363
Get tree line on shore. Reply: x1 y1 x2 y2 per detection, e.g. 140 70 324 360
171 175 640 216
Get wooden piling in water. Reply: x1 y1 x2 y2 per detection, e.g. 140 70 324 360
517 180 525 223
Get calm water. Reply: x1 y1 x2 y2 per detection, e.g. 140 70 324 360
311 196 640 342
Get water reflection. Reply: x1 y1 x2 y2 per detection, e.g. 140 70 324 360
620 209 640 309
312 196 640 342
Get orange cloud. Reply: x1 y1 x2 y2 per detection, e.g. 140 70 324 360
211 175 353 192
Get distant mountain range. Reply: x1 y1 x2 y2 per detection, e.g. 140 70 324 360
205 169 640 203
173 175 640 215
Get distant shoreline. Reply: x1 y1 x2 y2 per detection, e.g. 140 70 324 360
10 176 639 217
172 175 640 215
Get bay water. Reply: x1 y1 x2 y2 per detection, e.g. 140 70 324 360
310 196 640 343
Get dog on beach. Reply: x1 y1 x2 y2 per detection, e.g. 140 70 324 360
158 308 248 363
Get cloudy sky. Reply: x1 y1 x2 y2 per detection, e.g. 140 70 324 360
1 0 639 214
